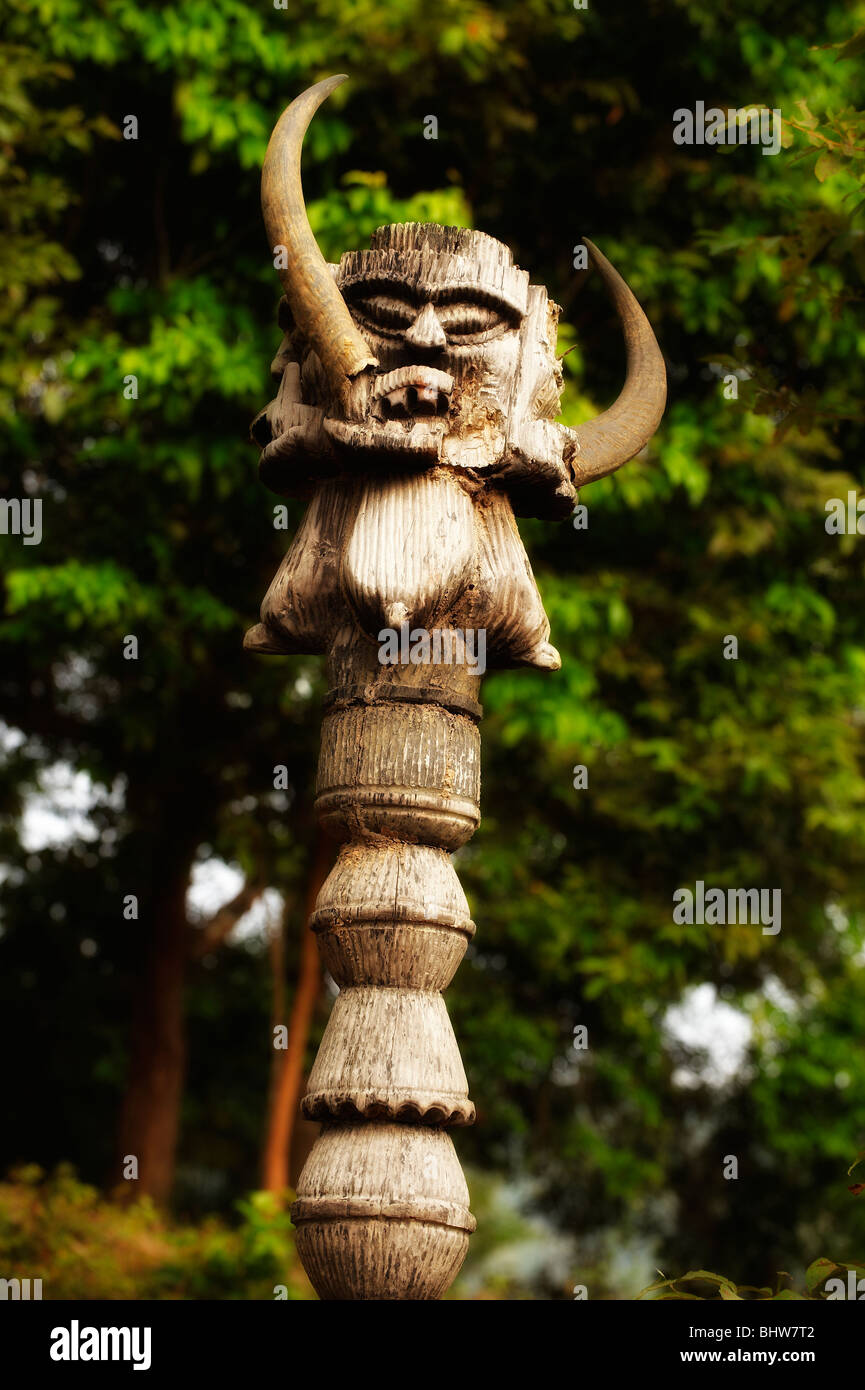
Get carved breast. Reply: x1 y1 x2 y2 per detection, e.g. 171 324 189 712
341 471 476 636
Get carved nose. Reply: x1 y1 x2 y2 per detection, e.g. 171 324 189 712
405 302 447 351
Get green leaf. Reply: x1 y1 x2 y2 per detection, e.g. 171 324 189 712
805 1257 841 1292
815 151 841 182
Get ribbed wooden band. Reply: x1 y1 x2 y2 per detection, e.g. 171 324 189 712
315 702 481 847
314 787 479 830
301 1090 476 1127
316 704 480 799
291 1195 477 1233
323 683 484 721
311 904 475 933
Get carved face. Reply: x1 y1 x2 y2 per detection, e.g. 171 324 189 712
340 279 522 424
333 225 530 457
253 223 572 513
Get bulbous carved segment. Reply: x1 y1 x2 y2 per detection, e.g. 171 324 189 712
292 1123 474 1300
317 920 468 991
293 1122 474 1224
311 842 475 988
302 986 475 1126
315 703 480 848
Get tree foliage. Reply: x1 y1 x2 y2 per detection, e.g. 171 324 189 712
2 0 865 1296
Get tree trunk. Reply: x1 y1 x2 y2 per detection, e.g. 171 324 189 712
116 850 193 1205
261 834 330 1193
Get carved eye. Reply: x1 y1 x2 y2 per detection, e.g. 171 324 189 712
436 303 507 342
350 292 510 344
352 295 416 334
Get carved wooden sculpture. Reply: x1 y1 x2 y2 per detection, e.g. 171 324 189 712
246 75 666 1300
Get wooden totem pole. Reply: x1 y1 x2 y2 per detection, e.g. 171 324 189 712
246 76 666 1300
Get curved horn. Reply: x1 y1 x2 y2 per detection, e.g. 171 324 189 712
261 75 378 390
569 238 666 485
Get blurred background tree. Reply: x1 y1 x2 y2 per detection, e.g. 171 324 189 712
1 0 865 1298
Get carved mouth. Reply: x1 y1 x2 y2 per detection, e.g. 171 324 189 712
372 367 454 421
325 415 444 460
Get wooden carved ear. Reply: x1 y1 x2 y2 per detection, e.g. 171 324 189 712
496 286 577 520
249 361 301 450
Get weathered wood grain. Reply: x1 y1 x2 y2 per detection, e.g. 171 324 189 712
315 702 480 848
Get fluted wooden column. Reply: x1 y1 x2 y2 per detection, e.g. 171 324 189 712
290 636 481 1299
249 469 543 1299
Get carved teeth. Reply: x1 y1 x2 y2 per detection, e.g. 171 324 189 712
373 365 454 395
373 366 454 421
